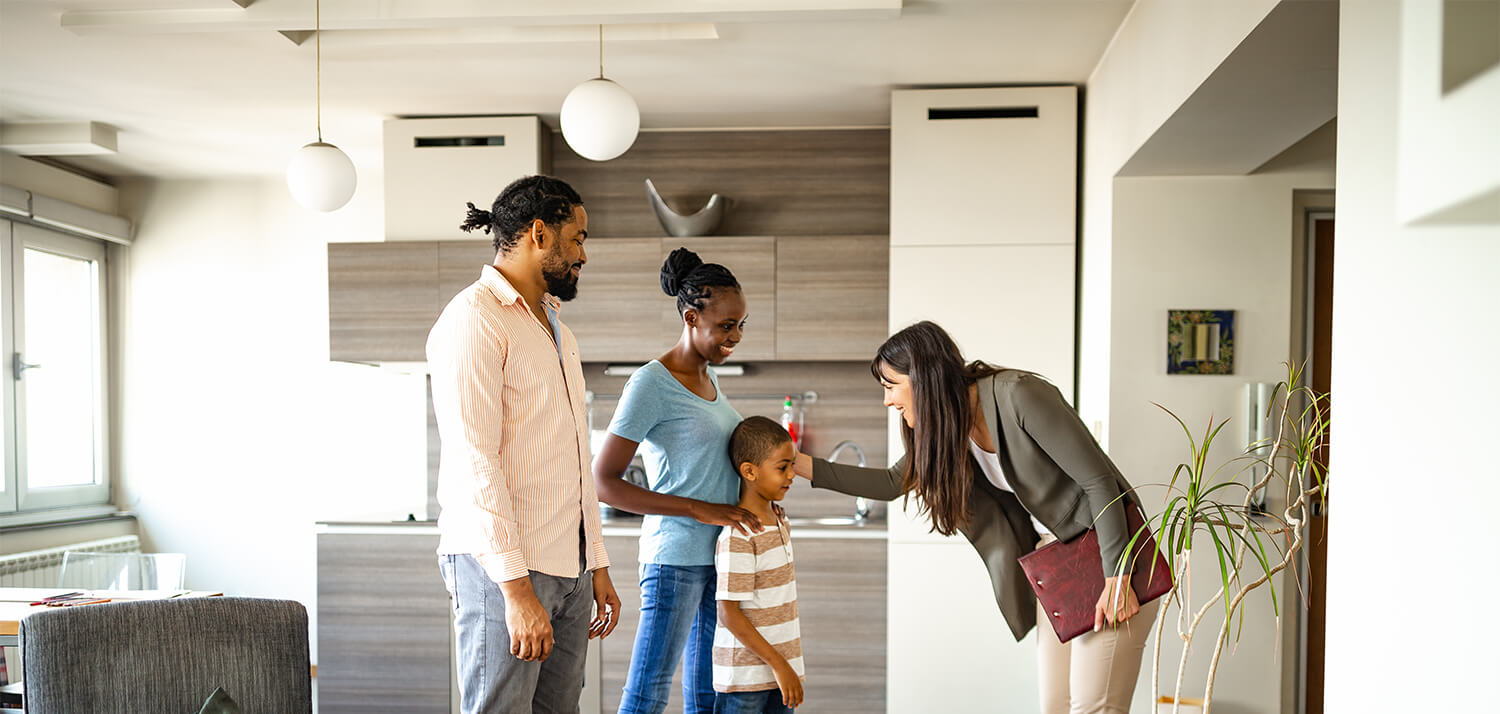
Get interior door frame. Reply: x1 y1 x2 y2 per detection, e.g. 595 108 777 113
1285 190 1334 714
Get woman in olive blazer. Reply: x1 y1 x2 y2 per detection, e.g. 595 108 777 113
791 321 1155 714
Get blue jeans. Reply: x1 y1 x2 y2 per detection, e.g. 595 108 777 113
714 689 794 714
617 563 717 713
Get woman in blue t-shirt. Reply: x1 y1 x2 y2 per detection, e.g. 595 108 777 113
594 247 764 714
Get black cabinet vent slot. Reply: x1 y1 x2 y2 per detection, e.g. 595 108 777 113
414 136 506 148
927 107 1038 120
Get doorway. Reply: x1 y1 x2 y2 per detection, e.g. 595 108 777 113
1306 210 1333 714
1291 196 1334 714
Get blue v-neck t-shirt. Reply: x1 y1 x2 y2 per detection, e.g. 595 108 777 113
607 360 743 566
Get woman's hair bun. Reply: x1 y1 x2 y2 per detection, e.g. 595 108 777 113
660 247 703 296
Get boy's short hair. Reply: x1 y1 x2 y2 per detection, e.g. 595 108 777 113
729 416 794 472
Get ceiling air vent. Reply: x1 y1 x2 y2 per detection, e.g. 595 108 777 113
383 116 545 241
413 135 506 148
927 107 1039 120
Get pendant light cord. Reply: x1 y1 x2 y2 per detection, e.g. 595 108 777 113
598 24 603 79
315 0 323 142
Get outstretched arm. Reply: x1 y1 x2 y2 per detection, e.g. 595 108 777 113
793 451 907 502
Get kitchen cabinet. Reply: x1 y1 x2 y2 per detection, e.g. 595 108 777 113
437 240 497 308
563 238 671 362
775 235 889 360
663 236 777 361
317 524 603 714
328 235 887 364
601 528 886 714
328 242 440 363
890 87 1077 247
600 535 655 713
318 531 451 713
887 86 1077 711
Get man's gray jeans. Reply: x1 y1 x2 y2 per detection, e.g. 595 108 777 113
439 552 594 714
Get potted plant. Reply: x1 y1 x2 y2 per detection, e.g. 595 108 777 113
1117 362 1328 714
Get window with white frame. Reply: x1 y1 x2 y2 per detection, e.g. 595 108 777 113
1 218 110 513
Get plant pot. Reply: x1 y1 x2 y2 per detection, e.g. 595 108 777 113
1156 696 1205 714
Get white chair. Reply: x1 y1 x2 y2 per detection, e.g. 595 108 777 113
57 551 187 591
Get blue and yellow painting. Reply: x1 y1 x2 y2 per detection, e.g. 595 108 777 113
1167 309 1235 374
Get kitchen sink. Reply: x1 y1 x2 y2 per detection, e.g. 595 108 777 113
784 516 881 528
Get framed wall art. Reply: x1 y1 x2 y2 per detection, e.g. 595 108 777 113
1167 309 1235 374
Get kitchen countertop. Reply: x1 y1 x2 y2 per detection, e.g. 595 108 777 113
317 517 888 540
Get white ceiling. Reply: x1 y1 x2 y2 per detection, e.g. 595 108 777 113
0 0 1134 180
1117 0 1338 176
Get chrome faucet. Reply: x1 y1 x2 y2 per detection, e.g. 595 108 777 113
827 440 872 522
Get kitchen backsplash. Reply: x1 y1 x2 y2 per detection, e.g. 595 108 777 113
426 362 891 522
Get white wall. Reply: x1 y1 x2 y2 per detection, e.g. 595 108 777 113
1079 3 1337 711
1110 150 1334 712
1079 0 1281 442
115 175 428 663
1326 3 1500 712
1392 0 1500 224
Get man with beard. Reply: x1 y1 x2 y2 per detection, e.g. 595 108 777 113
428 175 621 713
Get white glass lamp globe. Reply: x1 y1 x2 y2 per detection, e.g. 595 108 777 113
560 78 640 161
286 141 357 212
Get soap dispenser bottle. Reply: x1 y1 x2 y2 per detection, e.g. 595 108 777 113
780 396 800 449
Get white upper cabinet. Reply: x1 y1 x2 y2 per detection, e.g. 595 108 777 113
383 116 547 241
890 87 1077 247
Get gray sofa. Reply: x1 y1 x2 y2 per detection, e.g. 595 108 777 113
20 597 312 714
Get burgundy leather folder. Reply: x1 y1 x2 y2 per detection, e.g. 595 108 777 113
1017 504 1173 643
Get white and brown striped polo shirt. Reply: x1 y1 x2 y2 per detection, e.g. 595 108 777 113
712 508 805 693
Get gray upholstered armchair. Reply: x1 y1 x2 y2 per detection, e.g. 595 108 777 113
20 597 312 714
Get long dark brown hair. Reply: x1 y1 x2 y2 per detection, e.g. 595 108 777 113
873 321 1002 536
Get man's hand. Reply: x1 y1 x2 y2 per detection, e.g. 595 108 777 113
1094 574 1142 632
773 661 804 708
589 568 621 640
688 501 763 535
498 577 554 661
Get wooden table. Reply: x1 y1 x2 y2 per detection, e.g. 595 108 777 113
1 587 222 647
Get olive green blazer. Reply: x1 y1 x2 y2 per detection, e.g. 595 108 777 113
811 370 1135 641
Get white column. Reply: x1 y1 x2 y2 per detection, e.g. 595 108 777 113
887 86 1078 713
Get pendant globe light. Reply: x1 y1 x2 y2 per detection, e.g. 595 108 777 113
560 25 640 162
286 0 356 211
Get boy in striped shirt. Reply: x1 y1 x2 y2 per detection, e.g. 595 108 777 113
713 416 805 713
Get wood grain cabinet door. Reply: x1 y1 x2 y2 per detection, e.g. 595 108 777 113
794 537 888 714
560 238 669 363
318 533 451 714
437 240 498 310
600 535 652 713
328 242 440 362
775 235 889 360
661 237 777 361
598 534 886 714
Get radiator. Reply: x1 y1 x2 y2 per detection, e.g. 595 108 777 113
0 535 141 588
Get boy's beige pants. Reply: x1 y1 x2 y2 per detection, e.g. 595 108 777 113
1034 533 1160 714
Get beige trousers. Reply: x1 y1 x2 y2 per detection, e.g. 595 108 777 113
1035 534 1159 714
